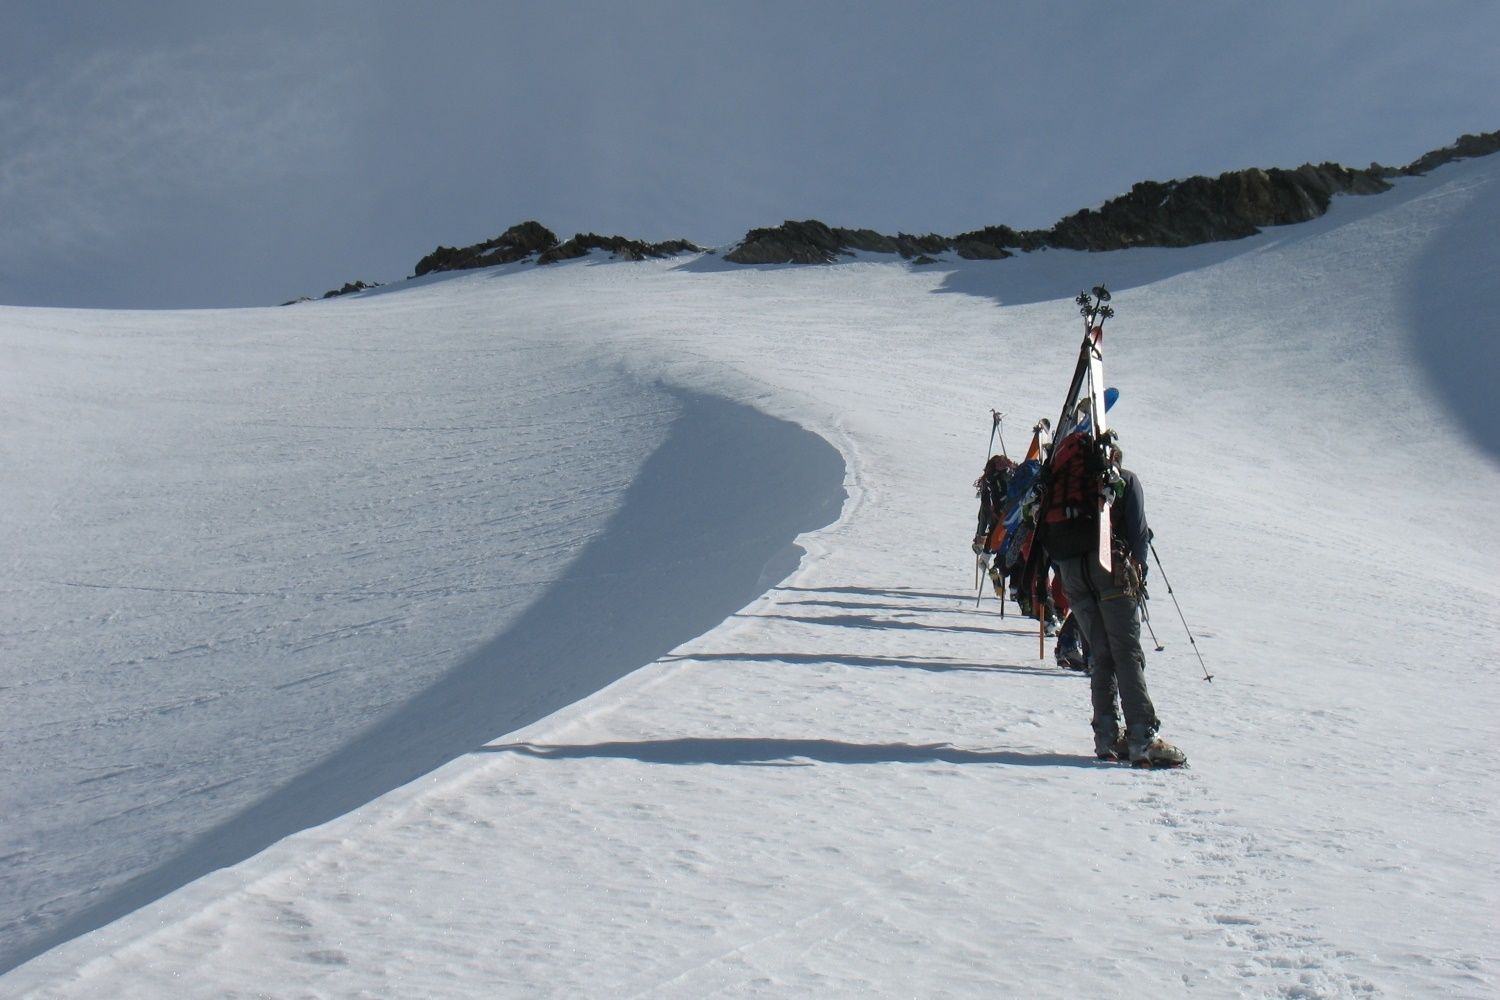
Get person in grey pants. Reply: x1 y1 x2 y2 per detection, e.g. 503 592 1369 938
1048 451 1185 767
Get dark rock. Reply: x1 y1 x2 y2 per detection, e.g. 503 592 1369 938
724 219 1021 264
413 221 559 276
724 220 853 264
953 224 1043 253
838 228 901 254
302 129 1496 304
1022 161 1400 251
953 239 1011 260
895 232 953 257
717 130 1495 267
724 221 961 264
537 233 703 264
321 280 381 299
537 239 591 264
412 222 702 274
1400 130 1500 176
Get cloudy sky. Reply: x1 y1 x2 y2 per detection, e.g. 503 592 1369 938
2 1 1495 309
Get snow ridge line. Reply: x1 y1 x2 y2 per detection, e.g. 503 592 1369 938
0 387 847 978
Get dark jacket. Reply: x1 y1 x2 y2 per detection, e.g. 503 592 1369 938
1110 468 1150 568
975 464 1012 538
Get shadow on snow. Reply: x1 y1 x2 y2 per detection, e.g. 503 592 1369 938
779 598 992 616
1402 159 1500 465
777 585 991 603
479 738 1098 769
662 651 1068 678
3 387 846 975
745 611 1030 638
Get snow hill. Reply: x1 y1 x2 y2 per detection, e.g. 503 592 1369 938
2 155 1497 998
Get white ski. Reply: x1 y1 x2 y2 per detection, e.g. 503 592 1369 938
1087 337 1113 575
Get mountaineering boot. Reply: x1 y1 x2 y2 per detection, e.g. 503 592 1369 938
1128 731 1186 769
1055 647 1089 671
1131 738 1187 768
1054 627 1088 671
1093 718 1125 761
1095 733 1128 762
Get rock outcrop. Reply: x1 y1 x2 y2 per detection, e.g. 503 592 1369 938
322 280 381 299
720 129 1498 265
722 164 1394 263
1041 162 1393 251
412 222 702 276
281 280 381 305
724 221 956 264
537 233 703 264
413 221 561 276
1395 130 1500 177
282 130 1497 303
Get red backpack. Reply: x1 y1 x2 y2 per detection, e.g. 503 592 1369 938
1041 432 1104 524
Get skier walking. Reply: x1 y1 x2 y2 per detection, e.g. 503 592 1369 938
972 454 1015 554
973 454 1016 596
1045 442 1184 767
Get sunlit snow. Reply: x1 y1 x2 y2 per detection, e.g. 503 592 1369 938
2 157 1496 998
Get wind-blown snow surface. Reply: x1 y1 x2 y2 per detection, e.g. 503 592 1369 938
4 156 1498 997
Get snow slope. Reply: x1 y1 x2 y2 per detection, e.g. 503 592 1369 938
3 155 1497 998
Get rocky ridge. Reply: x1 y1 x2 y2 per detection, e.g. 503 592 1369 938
723 130 1499 264
413 223 703 277
287 130 1495 302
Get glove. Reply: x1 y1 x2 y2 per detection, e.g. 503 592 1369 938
1103 466 1126 501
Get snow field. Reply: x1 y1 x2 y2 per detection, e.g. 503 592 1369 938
4 156 1498 997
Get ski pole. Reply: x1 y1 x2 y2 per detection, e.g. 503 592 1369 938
974 413 997 596
1149 542 1213 682
1141 600 1164 652
1037 571 1046 660
992 409 1009 458
985 409 1001 462
1128 559 1165 651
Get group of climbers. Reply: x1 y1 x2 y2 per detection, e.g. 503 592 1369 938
967 290 1185 769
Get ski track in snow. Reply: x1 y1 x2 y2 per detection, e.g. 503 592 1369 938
3 156 1498 997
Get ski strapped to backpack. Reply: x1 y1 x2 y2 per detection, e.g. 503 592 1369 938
986 419 1050 562
1012 287 1126 628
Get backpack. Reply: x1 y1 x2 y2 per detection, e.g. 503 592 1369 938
990 459 1014 497
1037 431 1109 558
988 456 1039 559
1043 433 1107 519
975 456 1017 551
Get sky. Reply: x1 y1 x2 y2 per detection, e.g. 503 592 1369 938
1 0 1495 309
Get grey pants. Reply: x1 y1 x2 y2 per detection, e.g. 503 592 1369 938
1053 554 1159 744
